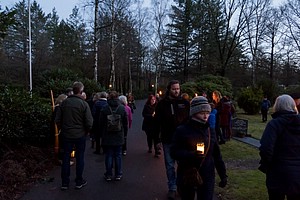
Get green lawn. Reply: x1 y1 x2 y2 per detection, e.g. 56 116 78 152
214 111 271 200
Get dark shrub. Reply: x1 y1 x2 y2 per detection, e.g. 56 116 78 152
237 87 264 114
0 86 51 146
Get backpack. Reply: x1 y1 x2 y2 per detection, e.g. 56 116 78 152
107 106 122 132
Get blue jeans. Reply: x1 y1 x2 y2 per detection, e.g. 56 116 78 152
61 136 86 186
103 145 123 177
163 143 177 191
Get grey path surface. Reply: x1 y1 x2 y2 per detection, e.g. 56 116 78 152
21 99 218 200
233 136 260 148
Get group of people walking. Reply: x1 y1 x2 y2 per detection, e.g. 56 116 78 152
53 80 229 200
141 80 228 200
52 79 300 200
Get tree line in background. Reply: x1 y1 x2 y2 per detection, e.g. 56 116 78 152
1 0 300 99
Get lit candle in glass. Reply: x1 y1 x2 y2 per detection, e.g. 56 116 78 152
71 150 75 158
196 142 205 154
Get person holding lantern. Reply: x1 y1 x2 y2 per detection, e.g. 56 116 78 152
170 96 228 200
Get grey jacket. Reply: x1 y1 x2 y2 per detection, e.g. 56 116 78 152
55 95 93 139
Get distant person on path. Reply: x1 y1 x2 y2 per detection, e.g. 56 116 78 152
142 94 161 157
212 90 226 144
100 91 128 181
127 93 136 113
55 81 93 190
171 96 228 200
119 95 132 156
261 96 271 122
92 92 108 154
154 80 190 200
259 94 300 200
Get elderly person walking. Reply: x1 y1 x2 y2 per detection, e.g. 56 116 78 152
119 95 132 156
259 94 300 200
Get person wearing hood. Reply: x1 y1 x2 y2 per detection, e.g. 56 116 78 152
259 94 300 200
170 96 227 200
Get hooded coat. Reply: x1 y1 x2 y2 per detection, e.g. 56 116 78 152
259 111 300 195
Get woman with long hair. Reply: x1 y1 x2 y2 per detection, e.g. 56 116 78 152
142 94 161 157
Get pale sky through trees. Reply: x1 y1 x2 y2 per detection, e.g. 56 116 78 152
2 0 287 21
2 0 151 20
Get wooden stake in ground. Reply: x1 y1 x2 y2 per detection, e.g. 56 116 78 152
50 90 59 158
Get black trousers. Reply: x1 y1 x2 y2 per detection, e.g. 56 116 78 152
261 109 268 122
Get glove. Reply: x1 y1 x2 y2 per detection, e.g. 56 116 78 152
219 177 227 188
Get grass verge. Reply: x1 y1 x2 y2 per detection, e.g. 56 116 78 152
214 113 269 200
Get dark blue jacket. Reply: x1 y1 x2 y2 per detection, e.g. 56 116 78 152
92 99 108 135
170 119 227 197
208 108 217 129
259 111 300 195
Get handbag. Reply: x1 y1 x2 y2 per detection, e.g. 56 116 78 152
183 167 203 187
183 129 211 187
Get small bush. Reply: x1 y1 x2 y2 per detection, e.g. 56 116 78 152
237 87 264 114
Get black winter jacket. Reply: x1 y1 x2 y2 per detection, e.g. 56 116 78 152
259 111 300 195
154 96 190 143
170 119 227 189
142 103 156 132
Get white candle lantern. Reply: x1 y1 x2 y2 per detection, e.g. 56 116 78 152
196 142 205 154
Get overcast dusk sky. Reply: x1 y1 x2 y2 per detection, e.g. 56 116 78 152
1 0 287 21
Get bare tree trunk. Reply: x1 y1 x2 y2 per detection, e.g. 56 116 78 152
109 0 116 89
94 0 99 82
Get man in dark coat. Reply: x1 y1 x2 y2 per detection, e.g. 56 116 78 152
171 96 227 200
55 81 93 190
261 96 271 122
154 80 190 200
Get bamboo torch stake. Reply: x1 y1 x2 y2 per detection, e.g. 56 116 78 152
50 90 59 157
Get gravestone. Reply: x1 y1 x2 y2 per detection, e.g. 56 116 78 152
232 118 248 137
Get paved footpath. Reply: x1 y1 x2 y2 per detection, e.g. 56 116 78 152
233 136 260 148
21 99 218 200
